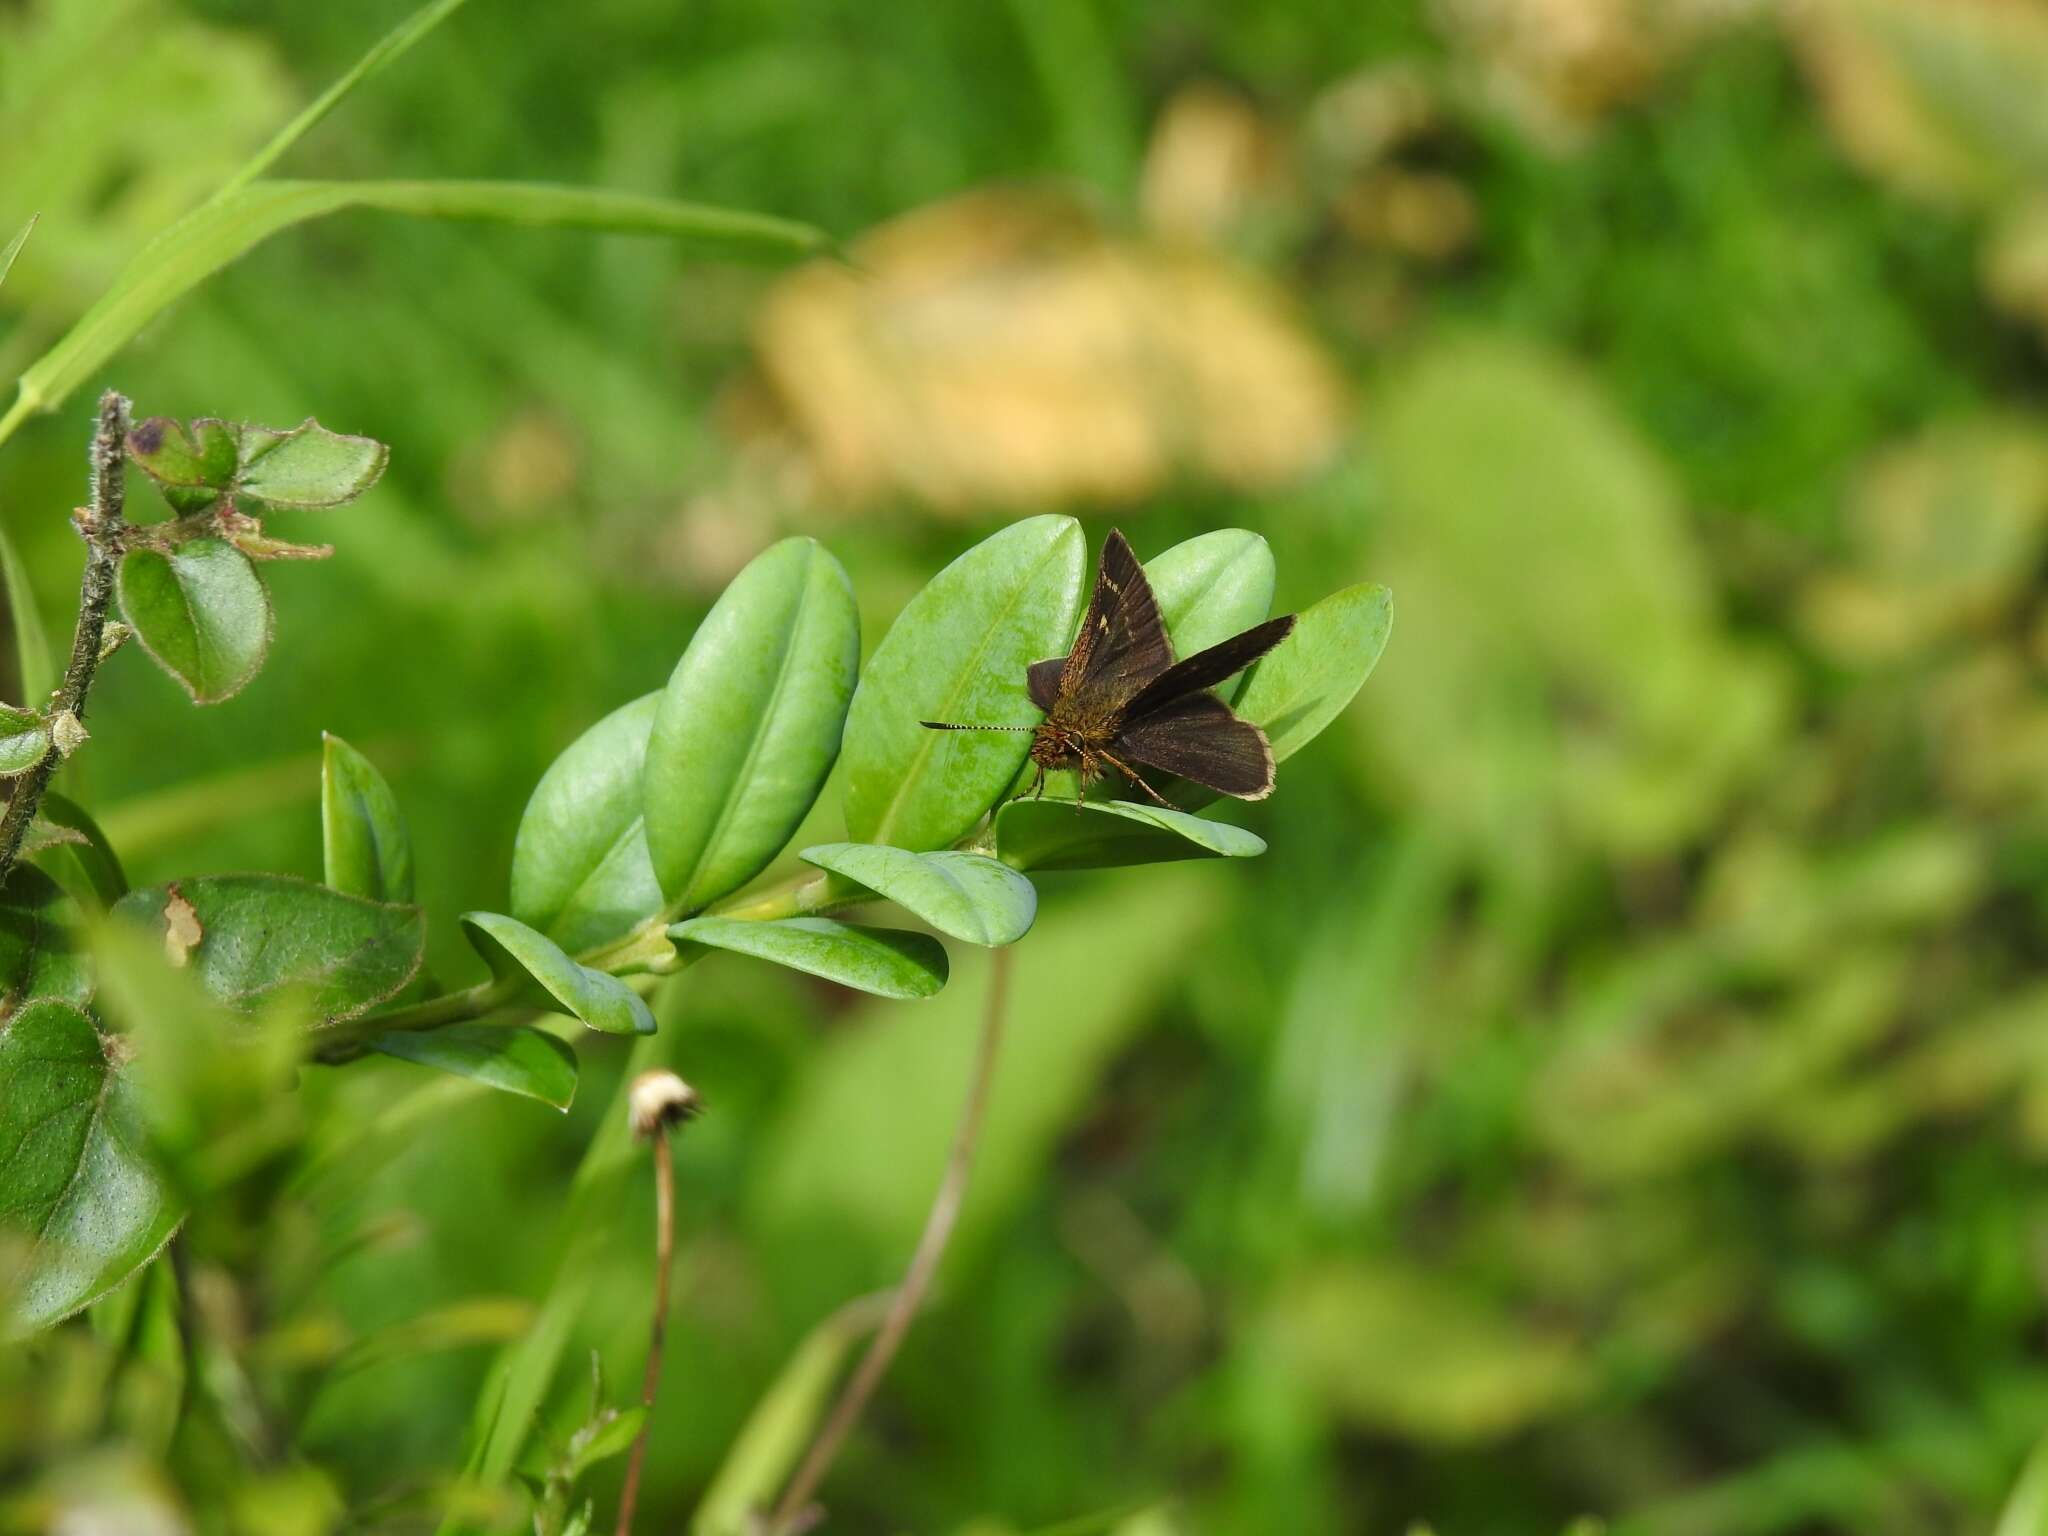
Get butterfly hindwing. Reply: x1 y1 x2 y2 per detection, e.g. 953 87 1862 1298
1027 657 1066 713
1114 691 1276 800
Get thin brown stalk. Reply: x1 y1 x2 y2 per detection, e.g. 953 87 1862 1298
616 1072 699 1536
0 390 128 885
767 945 1015 1534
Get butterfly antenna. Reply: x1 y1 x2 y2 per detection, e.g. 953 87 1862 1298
919 721 1036 732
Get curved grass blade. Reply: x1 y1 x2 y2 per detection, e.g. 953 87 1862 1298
799 843 1036 946
2 181 832 448
669 915 948 1000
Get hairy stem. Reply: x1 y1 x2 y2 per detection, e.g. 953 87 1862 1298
615 1129 675 1536
767 945 1015 1534
0 390 128 887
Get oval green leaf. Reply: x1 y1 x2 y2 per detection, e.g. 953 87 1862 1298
0 999 180 1339
235 419 389 509
0 865 92 1012
116 538 272 705
842 516 1085 851
995 797 1267 871
799 843 1036 947
0 704 50 777
1146 528 1277 685
1234 582 1394 765
511 693 663 955
668 916 948 1000
461 911 655 1036
322 733 414 903
113 875 423 1023
369 1022 578 1111
645 538 859 915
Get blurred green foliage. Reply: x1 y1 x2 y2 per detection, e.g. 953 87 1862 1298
10 0 2048 1532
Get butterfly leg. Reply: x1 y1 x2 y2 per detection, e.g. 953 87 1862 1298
1101 750 1177 809
1030 761 1047 802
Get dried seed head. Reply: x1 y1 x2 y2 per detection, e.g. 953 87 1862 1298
628 1070 702 1139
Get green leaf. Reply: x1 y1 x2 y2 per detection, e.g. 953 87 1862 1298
113 875 424 1023
561 1405 647 1480
0 999 179 1340
842 516 1086 851
31 795 124 908
668 916 948 999
0 704 49 776
116 538 273 705
645 538 859 914
0 865 93 1012
691 1293 886 1536
1146 528 1277 686
460 912 655 1036
3 180 832 446
799 843 1036 946
125 416 238 496
236 419 389 509
512 694 663 956
370 1023 578 1112
0 216 33 292
1997 1428 2048 1536
995 797 1266 871
1234 582 1394 766
322 733 414 903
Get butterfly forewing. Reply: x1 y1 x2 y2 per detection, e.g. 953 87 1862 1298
1124 615 1295 717
1116 692 1277 799
1050 530 1176 734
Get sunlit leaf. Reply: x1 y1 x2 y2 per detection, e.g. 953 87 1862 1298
0 999 178 1340
800 843 1036 946
322 733 414 903
645 538 859 913
1145 527 1276 684
512 694 663 956
370 1023 578 1111
116 538 273 705
995 797 1266 871
236 419 389 509
1233 581 1393 766
0 704 49 777
461 911 655 1036
668 915 947 999
113 874 423 1023
842 515 1085 851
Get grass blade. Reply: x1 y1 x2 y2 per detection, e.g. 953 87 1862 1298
0 521 52 703
0 180 831 450
0 215 35 292
214 0 475 200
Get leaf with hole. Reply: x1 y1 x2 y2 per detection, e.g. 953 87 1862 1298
800 844 1036 946
1233 582 1393 767
0 999 179 1340
117 538 273 705
995 797 1266 871
0 705 49 777
842 516 1086 851
645 538 859 914
0 865 92 1012
461 912 655 1036
512 694 663 956
668 916 947 999
322 733 414 903
113 875 423 1023
370 1023 578 1111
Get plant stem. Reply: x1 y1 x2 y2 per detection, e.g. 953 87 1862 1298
0 390 128 888
615 1127 675 1536
767 945 1015 1534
